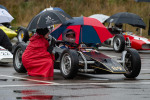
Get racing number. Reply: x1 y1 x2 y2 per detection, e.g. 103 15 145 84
0 52 9 56
111 66 122 71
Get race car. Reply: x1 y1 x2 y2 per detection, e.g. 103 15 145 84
13 41 141 79
16 25 54 43
103 28 150 52
0 24 17 40
102 12 149 52
0 46 13 64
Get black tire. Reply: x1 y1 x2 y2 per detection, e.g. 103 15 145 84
60 49 79 79
113 34 125 52
13 42 27 73
17 27 29 43
124 48 141 78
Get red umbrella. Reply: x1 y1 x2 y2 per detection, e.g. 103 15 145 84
51 16 113 44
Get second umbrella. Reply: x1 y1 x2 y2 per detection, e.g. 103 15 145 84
27 10 72 31
51 16 113 44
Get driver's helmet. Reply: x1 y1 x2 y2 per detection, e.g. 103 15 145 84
62 29 76 43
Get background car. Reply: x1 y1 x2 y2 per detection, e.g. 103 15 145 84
0 24 17 40
103 25 150 52
102 12 149 52
0 46 13 64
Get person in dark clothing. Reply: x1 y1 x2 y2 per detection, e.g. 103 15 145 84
1 22 11 28
0 29 12 52
148 15 150 35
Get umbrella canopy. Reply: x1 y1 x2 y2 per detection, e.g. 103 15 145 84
50 16 113 44
0 8 14 23
135 0 150 2
0 5 8 12
41 7 65 13
106 12 146 29
89 14 109 23
27 10 72 31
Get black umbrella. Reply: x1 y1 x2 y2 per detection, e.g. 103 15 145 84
106 12 146 29
135 0 150 2
27 10 72 31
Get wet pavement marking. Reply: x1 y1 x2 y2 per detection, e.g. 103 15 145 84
0 74 150 87
0 75 59 85
141 69 150 70
0 84 51 88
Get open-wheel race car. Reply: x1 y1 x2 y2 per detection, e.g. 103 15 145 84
103 12 150 52
13 40 141 79
13 16 141 79
103 30 150 52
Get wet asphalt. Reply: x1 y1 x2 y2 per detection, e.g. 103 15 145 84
0 38 150 100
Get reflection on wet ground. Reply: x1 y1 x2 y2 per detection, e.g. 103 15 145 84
0 79 8 81
14 89 109 100
0 50 150 100
14 90 53 100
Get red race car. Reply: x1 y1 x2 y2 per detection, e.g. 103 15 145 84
103 12 149 52
103 27 150 52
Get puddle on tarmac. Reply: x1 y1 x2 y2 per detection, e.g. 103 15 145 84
14 89 79 100
12 79 27 81
16 95 53 100
14 90 53 100
0 79 8 81
14 89 108 100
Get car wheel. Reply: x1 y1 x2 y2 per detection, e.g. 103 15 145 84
124 48 141 78
60 49 79 79
13 42 27 73
113 34 125 52
17 27 29 43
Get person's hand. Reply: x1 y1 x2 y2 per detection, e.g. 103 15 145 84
47 36 56 54
51 37 56 47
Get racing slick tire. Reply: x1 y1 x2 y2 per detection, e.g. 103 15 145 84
13 42 27 73
113 34 125 52
17 27 29 43
60 49 79 79
124 48 141 78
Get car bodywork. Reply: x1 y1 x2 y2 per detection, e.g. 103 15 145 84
0 25 17 39
13 41 141 79
123 32 150 50
103 31 150 52
0 46 13 63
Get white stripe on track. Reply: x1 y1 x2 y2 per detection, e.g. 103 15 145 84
0 75 59 85
0 84 51 88
141 69 150 70
1 75 150 87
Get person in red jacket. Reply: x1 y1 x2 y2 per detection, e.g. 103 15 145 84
22 27 55 77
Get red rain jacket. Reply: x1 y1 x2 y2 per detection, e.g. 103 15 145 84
22 34 55 77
